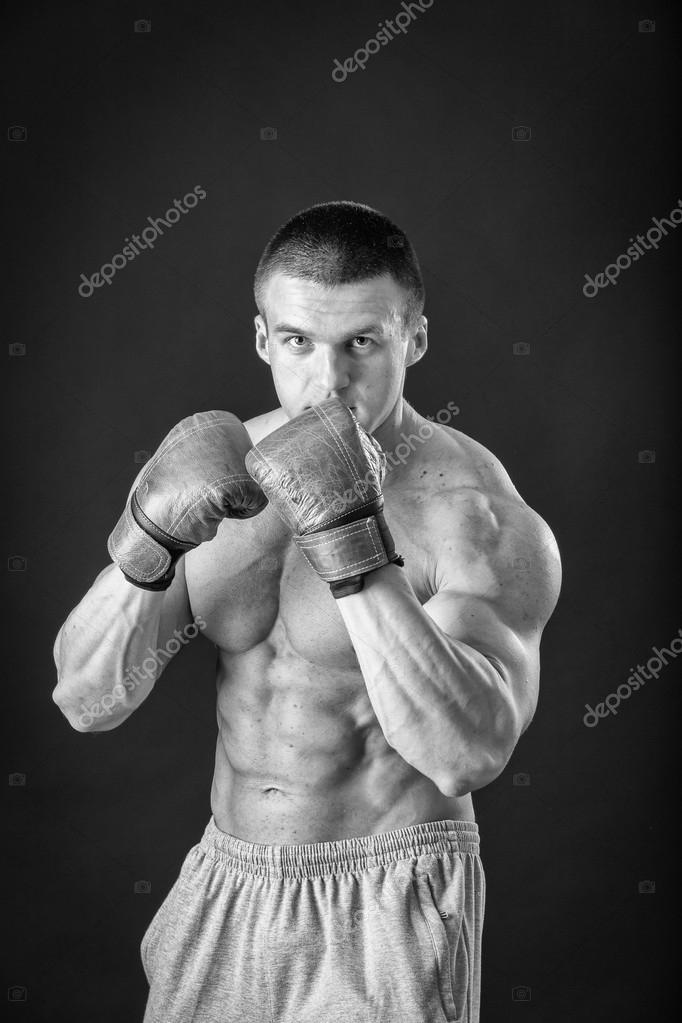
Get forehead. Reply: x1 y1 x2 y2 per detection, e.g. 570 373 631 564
263 273 407 332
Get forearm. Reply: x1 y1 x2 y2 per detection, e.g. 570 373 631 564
52 563 169 731
337 564 518 796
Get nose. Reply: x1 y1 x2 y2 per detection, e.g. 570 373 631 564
310 349 351 403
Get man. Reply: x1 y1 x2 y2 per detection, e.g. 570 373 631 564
53 200 561 1022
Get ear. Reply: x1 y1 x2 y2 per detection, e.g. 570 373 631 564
254 314 270 365
406 315 428 368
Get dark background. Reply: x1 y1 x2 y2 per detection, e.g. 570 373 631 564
4 0 680 1019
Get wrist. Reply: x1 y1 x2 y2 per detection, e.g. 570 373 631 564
331 560 404 597
329 555 404 599
120 558 179 591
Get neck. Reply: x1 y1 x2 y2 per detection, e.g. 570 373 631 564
371 396 411 448
371 398 428 486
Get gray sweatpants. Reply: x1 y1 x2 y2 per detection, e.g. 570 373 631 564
141 815 485 1022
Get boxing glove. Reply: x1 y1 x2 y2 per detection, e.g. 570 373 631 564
108 411 268 591
244 398 404 599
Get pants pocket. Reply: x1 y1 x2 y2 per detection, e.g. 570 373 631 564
140 846 199 984
140 895 172 983
413 870 470 1023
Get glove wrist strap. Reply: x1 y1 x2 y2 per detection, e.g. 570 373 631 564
293 509 405 598
107 494 195 590
120 563 178 591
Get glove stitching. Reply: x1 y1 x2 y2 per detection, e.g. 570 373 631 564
143 414 244 474
247 449 303 523
296 519 386 576
169 474 259 534
249 405 382 530
305 555 384 577
109 504 168 580
296 519 380 548
299 549 384 577
295 499 378 533
315 404 366 488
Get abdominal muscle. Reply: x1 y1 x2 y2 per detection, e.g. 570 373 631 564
190 426 477 845
209 636 475 845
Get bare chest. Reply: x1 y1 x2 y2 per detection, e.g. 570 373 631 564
186 488 440 668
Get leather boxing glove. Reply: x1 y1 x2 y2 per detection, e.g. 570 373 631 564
108 411 268 591
244 398 404 599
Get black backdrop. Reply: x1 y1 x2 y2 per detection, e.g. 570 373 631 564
4 1 680 1019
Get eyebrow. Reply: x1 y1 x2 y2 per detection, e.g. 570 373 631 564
272 323 384 337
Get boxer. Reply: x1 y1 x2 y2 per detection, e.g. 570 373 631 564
53 201 561 1022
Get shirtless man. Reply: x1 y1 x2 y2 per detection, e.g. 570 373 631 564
52 200 561 1023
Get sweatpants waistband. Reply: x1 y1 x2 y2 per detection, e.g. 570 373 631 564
198 815 480 879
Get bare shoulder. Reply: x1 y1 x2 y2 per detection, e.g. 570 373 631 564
420 423 562 630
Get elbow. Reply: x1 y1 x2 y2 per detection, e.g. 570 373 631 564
52 684 122 733
432 757 480 798
434 747 512 799
435 774 472 799
52 686 92 732
433 702 522 798
65 715 98 734
434 766 499 799
53 702 91 732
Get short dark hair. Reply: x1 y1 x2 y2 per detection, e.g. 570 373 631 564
254 200 425 332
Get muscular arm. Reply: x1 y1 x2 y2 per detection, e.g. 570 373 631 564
336 490 562 797
52 556 194 732
52 408 265 733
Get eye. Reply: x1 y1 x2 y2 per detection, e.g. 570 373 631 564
351 337 373 348
285 336 309 349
